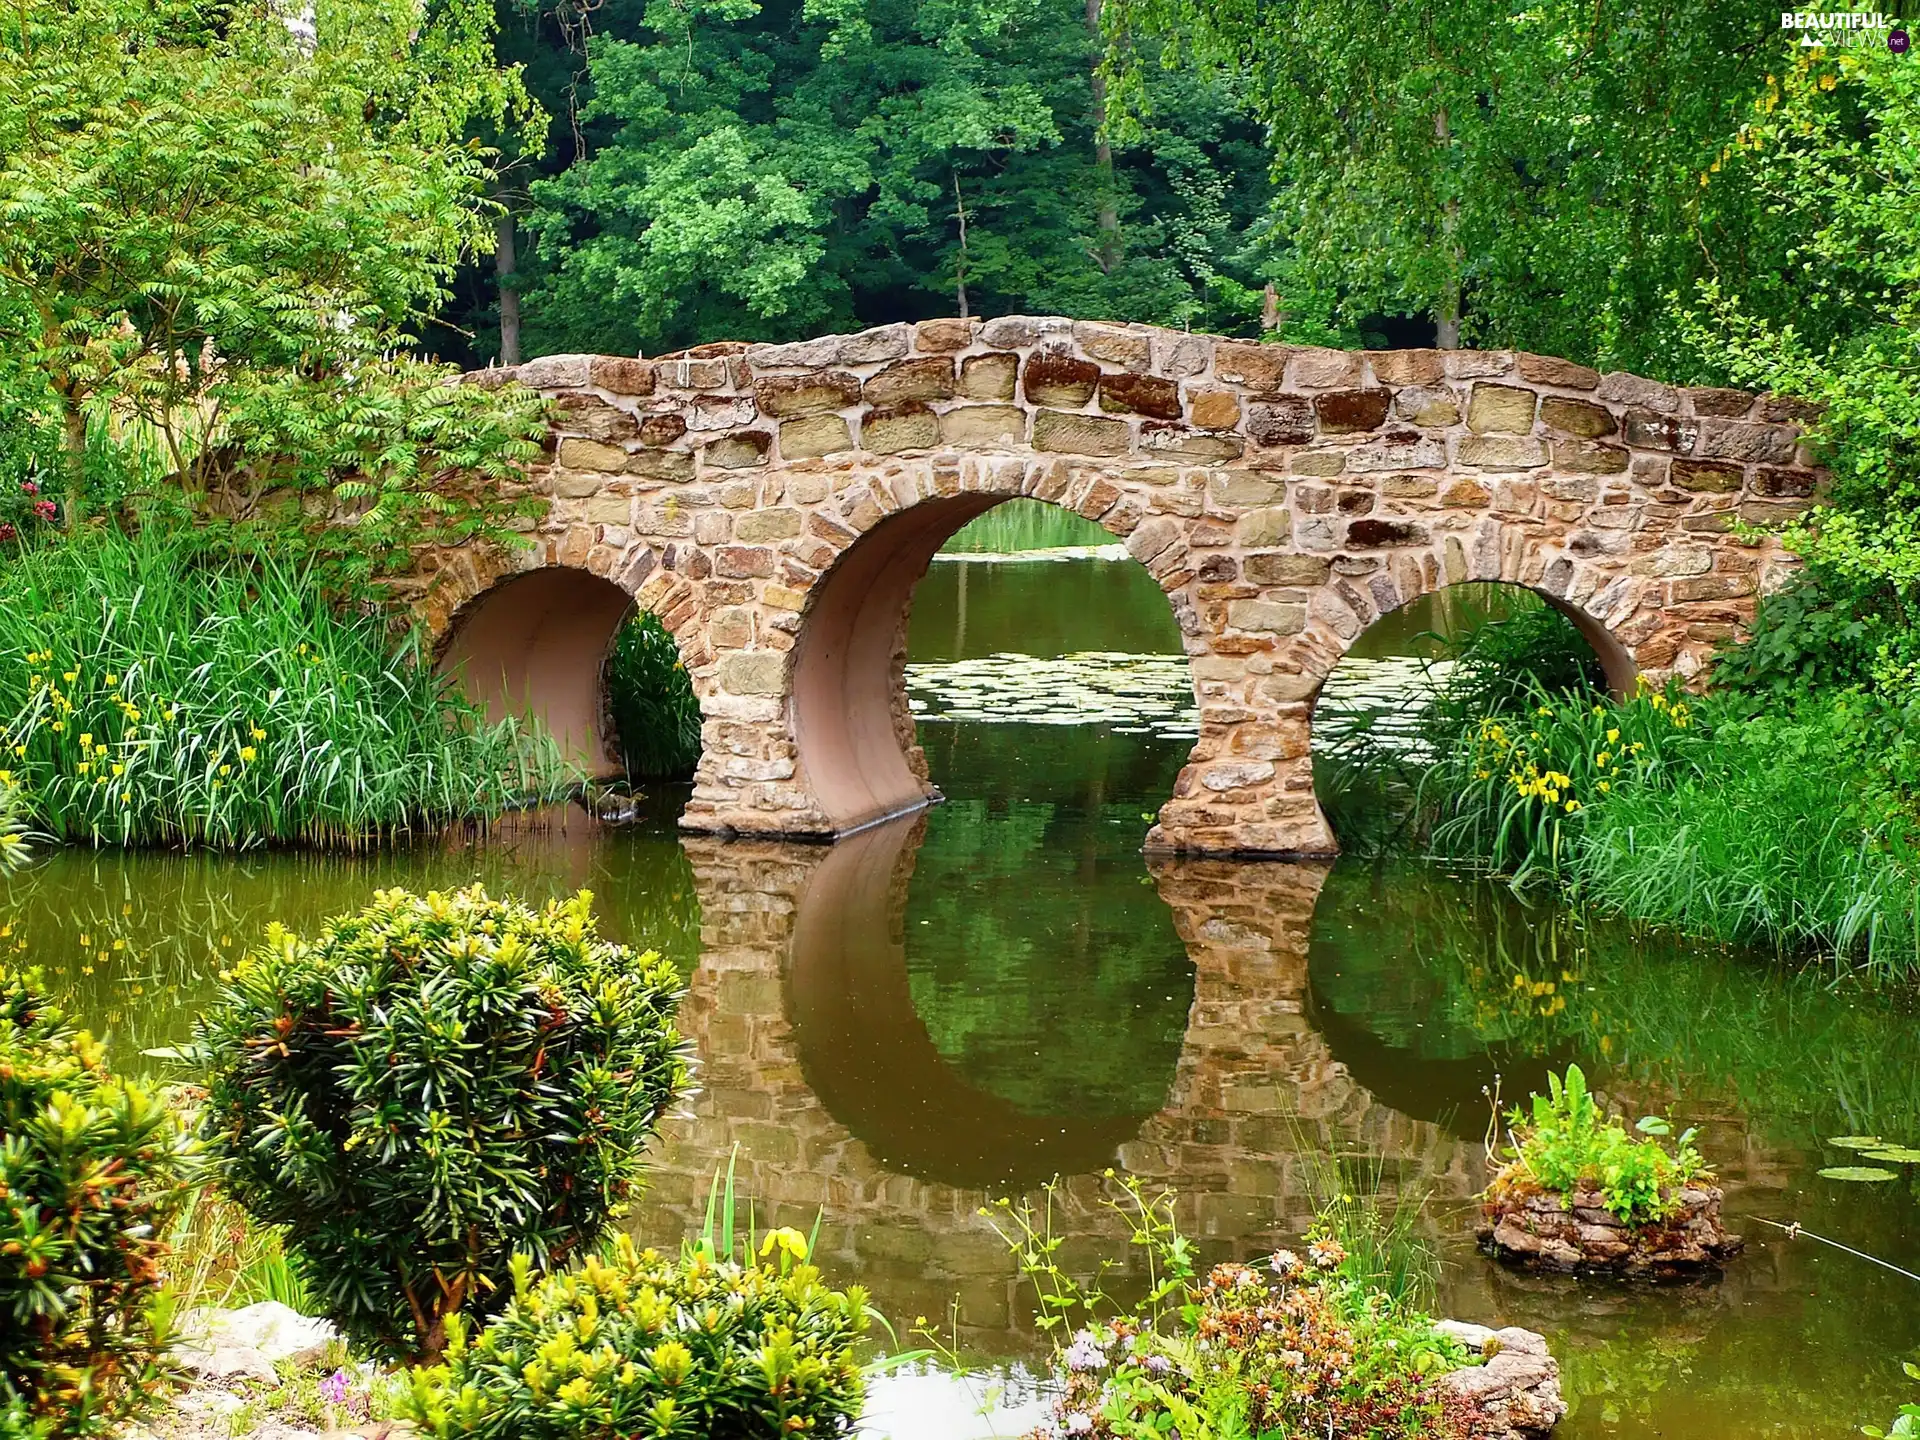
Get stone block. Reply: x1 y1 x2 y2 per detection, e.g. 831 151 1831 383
939 405 1027 446
1023 349 1101 406
1685 386 1754 417
958 352 1019 400
861 403 939 453
1155 332 1214 378
1199 758 1279 788
627 449 696 482
1467 383 1537 434
779 414 853 459
1752 466 1816 498
756 372 861 418
1315 388 1392 433
1215 341 1290 390
519 354 592 390
914 317 976 352
1457 435 1548 469
1236 507 1292 546
1346 432 1445 471
1621 409 1698 452
1540 397 1616 437
1291 347 1363 388
640 414 688 445
1597 371 1679 413
1074 322 1152 370
864 357 954 405
1245 396 1315 446
1445 350 1515 377
1227 600 1305 634
1672 574 1755 601
551 394 639 442
1244 553 1330 586
1346 517 1428 547
1368 349 1445 385
557 438 628 472
588 355 654 395
1671 458 1743 492
1099 372 1182 419
1188 389 1241 428
688 394 757 430
718 651 785 696
716 545 776 578
1515 352 1601 389
1698 420 1798 464
1140 424 1243 460
1211 472 1285 508
1552 440 1630 474
838 323 910 364
734 508 802 543
1032 409 1130 456
980 315 1071 349
704 432 771 469
1393 385 1460 427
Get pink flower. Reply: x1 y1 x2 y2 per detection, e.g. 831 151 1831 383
0 523 15 542
19 480 36 495
31 500 55 520
319 1368 350 1407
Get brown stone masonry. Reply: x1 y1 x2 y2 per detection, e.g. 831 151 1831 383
416 318 1816 855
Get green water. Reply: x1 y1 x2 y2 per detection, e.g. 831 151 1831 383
5 558 1918 1438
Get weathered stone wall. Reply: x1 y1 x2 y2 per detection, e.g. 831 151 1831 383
422 317 1816 854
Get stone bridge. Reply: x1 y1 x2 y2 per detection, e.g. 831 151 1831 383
422 317 1816 855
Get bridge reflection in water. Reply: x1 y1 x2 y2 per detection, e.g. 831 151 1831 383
628 816 1482 1354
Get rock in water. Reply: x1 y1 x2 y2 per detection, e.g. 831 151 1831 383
1434 1322 1568 1439
179 1301 339 1383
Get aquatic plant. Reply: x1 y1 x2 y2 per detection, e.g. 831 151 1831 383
1494 1065 1706 1224
195 885 689 1361
400 1232 869 1439
1864 1357 1920 1438
604 610 701 780
978 1176 1469 1440
940 499 1114 554
0 966 196 1440
0 528 571 850
0 772 30 872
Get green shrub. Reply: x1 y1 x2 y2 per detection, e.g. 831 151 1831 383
1493 1065 1705 1224
195 885 689 1361
0 967 195 1439
400 1233 870 1440
604 611 700 781
1424 593 1608 736
0 774 29 872
0 528 570 849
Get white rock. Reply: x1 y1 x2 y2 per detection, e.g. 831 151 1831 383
180 1302 339 1384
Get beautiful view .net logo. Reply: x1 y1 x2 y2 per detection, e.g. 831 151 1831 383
1780 10 1912 51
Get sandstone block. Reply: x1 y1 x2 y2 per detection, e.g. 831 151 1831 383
1671 458 1743 492
1346 517 1428 547
1214 341 1290 390
1347 432 1445 471
1515 352 1601 389
718 651 785 696
1139 424 1243 460
914 317 976 352
1188 389 1241 428
1245 553 1330 586
704 432 771 469
733 508 802 543
1199 758 1279 789
1226 600 1305 635
552 394 639 442
1685 386 1754 417
1753 466 1816 498
716 545 776 578
1099 372 1182 419
1540 397 1616 437
1457 435 1549 469
980 315 1071 349
1315 388 1392 433
1468 383 1537 434
1211 472 1285 508
1291 347 1363 388
1155 332 1214 378
1245 396 1315 446
1236 507 1292 546
1621 409 1698 452
861 403 939 453
1074 322 1151 370
864 357 954 405
1698 420 1798 464
1672 574 1754 601
1369 349 1445 385
558 438 628 472
838 323 910 364
756 372 861 417
1552 439 1630 474
1393 384 1460 427
640 414 688 445
958 352 1019 400
779 414 853 459
927 405 1021 448
1032 409 1129 456
1023 350 1101 406
588 355 654 395
519 354 591 390
627 449 696 482
1597 371 1679 413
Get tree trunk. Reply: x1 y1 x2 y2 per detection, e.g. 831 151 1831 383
59 388 85 530
1261 281 1281 334
953 171 970 318
1433 107 1462 349
1087 0 1119 271
495 209 522 367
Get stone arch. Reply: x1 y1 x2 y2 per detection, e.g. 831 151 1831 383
789 480 1201 836
436 316 1817 856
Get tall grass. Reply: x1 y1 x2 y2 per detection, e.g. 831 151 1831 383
940 499 1114 554
604 610 701 779
0 529 570 849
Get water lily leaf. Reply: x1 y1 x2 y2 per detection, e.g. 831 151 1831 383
1862 1148 1920 1165
1827 1136 1886 1150
1817 1166 1900 1182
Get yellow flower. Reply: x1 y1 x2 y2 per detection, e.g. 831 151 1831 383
1596 752 1611 768
239 746 256 763
250 726 266 742
1606 728 1620 743
1598 780 1611 793
1565 799 1581 812
62 671 76 684
111 763 124 776
105 673 118 686
78 733 91 747
219 764 232 777
75 762 89 776
758 1227 810 1264
50 720 63 733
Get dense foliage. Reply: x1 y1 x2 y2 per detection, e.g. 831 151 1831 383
982 1178 1474 1440
439 0 1282 362
196 885 689 1360
605 612 701 781
0 0 548 590
0 968 195 1440
1492 1065 1705 1225
400 1232 870 1439
0 529 569 848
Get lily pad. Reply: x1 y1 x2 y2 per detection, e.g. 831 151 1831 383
1863 1148 1920 1165
1817 1165 1900 1182
1826 1136 1887 1150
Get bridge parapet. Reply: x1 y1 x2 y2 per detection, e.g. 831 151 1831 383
430 318 1813 853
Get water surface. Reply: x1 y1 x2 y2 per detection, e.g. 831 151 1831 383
7 555 1917 1438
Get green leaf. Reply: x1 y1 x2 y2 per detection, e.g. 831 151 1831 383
1817 1166 1900 1182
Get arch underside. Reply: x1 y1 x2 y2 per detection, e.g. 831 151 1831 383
420 318 1808 857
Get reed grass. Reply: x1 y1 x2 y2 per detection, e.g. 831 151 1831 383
604 610 701 779
0 529 570 850
939 499 1114 554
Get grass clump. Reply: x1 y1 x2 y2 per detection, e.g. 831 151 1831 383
604 611 700 780
401 1231 870 1440
0 528 570 850
976 1176 1474 1440
195 885 689 1362
1491 1065 1706 1225
0 966 196 1440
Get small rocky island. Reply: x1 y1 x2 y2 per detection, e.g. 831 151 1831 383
1478 1066 1743 1278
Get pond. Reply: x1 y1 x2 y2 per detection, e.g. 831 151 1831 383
7 552 1919 1438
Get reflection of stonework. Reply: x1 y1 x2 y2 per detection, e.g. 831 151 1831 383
420 319 1814 855
629 821 1478 1352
